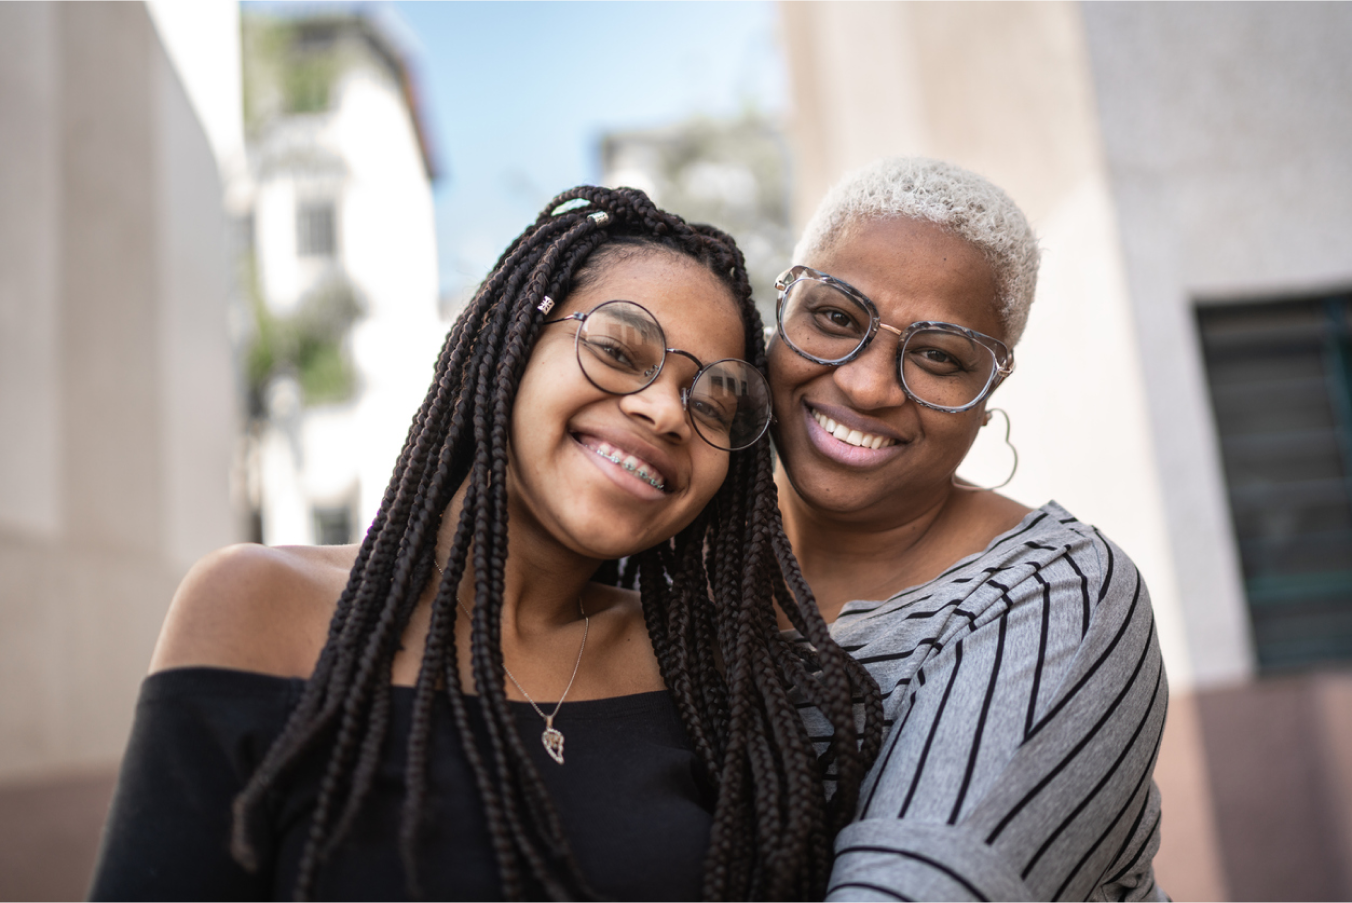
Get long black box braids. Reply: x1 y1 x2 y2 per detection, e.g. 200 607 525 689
229 185 885 901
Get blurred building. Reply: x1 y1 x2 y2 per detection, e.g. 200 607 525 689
601 113 794 325
237 12 442 549
780 2 1352 899
0 2 242 897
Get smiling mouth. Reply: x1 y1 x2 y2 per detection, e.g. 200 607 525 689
583 440 668 491
811 409 898 450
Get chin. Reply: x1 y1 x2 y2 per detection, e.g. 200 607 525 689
563 514 669 560
803 484 881 517
780 449 891 514
577 535 660 563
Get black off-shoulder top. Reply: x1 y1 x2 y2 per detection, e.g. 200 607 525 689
88 667 713 901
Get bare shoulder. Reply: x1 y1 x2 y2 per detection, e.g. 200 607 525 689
149 542 359 678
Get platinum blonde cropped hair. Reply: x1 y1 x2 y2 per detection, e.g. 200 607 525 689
793 157 1041 346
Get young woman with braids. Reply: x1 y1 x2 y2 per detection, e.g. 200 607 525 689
89 186 883 902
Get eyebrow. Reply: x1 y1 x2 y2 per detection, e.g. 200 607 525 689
606 304 664 343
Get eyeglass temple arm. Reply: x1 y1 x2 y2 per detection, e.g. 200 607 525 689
998 349 1015 378
666 347 704 370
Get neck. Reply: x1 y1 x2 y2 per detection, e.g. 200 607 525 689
433 482 599 635
774 463 960 624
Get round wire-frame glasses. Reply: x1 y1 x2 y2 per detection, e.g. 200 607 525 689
545 299 773 451
774 265 1015 413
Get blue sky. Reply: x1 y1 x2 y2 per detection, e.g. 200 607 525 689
383 2 789 299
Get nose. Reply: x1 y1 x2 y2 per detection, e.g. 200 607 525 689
833 332 909 411
617 363 695 442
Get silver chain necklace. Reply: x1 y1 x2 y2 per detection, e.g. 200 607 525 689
433 556 588 764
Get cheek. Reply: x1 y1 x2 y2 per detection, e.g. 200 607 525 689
514 341 587 427
507 349 590 483
767 340 811 398
688 450 731 508
766 336 791 376
927 410 984 461
509 376 556 464
514 348 554 415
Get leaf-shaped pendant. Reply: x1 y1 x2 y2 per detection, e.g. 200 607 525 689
542 725 565 764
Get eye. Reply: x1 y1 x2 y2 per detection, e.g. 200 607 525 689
823 308 854 329
905 345 967 376
688 396 734 431
584 336 643 373
810 305 866 336
686 375 738 431
919 347 957 366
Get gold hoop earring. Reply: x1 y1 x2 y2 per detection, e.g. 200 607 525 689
953 408 1018 492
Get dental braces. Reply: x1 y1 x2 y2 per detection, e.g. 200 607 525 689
591 447 664 490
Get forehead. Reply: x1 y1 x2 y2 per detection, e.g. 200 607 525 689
809 217 1003 341
565 249 745 360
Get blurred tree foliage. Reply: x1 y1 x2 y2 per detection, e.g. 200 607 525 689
242 15 352 134
239 13 365 416
243 267 363 414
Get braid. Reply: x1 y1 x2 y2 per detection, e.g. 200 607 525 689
231 185 884 900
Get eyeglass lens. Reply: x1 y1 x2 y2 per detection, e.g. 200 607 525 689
576 301 772 450
778 279 998 411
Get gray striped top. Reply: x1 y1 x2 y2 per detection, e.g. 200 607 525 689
797 501 1168 901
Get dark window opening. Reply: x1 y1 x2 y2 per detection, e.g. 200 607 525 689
297 201 336 257
293 22 340 53
313 504 352 546
1199 293 1352 672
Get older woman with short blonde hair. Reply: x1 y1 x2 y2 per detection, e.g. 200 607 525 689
772 157 1167 901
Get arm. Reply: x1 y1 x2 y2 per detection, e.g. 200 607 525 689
829 532 1167 901
89 544 330 901
87 669 293 901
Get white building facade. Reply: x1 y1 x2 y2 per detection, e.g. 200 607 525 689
240 14 443 547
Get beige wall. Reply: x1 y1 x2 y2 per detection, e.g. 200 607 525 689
0 3 238 781
1080 6 1352 896
1081 0 1352 692
784 2 1099 233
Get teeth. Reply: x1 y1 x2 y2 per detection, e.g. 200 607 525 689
812 410 896 450
586 441 665 490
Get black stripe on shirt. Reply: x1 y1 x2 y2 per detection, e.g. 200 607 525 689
949 612 1008 824
832 847 990 901
1023 572 1053 740
898 642 964 818
828 881 915 901
1027 659 1165 883
986 615 1157 845
1024 567 1143 744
